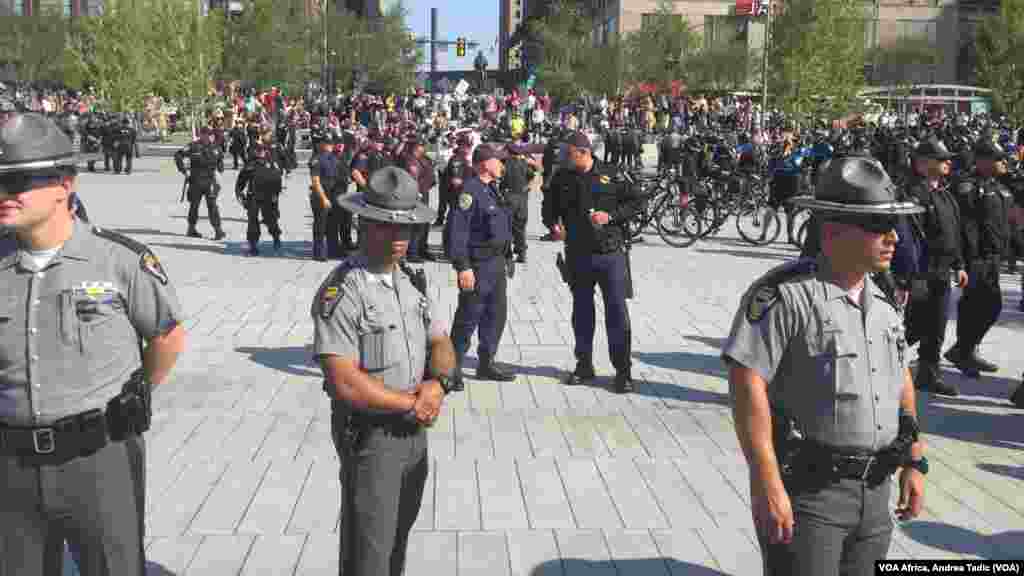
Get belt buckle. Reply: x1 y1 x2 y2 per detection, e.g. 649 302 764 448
859 455 876 481
33 428 56 454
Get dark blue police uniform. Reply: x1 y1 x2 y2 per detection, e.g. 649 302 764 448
448 171 514 385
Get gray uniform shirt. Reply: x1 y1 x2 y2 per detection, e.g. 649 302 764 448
0 218 183 426
311 256 434 415
722 257 908 451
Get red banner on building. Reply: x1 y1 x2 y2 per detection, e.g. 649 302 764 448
736 0 755 16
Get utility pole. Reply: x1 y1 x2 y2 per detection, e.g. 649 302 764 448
759 0 771 128
322 0 329 95
415 8 479 94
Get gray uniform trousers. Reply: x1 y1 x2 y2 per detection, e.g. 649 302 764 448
332 411 428 576
760 476 893 576
0 434 146 576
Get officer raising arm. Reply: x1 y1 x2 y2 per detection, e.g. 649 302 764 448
723 157 926 576
0 114 185 575
311 167 456 576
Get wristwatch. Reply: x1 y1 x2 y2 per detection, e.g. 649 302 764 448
436 374 453 395
906 456 929 475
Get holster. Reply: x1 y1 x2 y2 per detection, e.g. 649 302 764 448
772 406 806 477
105 368 151 441
556 251 573 288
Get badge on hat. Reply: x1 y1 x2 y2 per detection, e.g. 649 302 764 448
746 285 779 322
458 193 473 211
599 175 610 185
140 251 168 285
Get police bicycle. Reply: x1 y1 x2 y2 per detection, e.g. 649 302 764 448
623 166 703 248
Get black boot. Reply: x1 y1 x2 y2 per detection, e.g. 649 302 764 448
477 358 515 382
614 370 634 394
450 365 465 392
186 227 202 238
565 355 596 386
969 348 999 373
213 229 227 241
1011 378 1024 408
914 362 959 396
249 242 260 256
273 236 282 251
944 345 981 378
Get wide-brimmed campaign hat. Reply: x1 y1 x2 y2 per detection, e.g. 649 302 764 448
0 113 76 173
913 137 953 161
792 156 924 216
337 166 436 225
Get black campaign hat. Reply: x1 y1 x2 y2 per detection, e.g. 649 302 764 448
0 113 75 173
793 156 924 216
337 166 436 225
913 137 953 160
973 140 1007 160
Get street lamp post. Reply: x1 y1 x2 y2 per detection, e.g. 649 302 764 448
321 0 329 97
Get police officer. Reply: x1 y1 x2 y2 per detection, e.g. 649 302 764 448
174 127 227 240
101 114 117 172
310 133 348 261
435 134 472 228
0 114 186 575
448 145 517 390
311 167 456 576
946 140 1013 377
228 117 248 170
235 143 284 256
658 129 685 173
402 138 436 263
899 139 967 396
722 156 926 576
543 132 643 393
112 115 136 175
503 143 540 263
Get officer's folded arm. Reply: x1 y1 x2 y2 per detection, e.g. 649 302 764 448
726 361 786 489
320 354 417 413
144 323 186 387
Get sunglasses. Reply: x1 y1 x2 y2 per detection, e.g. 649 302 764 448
0 171 65 195
824 215 899 235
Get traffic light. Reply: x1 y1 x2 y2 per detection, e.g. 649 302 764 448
456 38 466 57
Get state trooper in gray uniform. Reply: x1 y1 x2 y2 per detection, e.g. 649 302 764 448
0 114 186 575
722 157 928 576
311 166 457 576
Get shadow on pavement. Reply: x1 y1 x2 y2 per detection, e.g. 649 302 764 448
169 215 250 224
108 227 184 238
634 351 728 379
530 558 730 575
235 346 321 378
694 247 795 262
899 521 1024 559
643 378 730 407
916 372 1024 453
975 462 1024 481
683 334 728 349
149 240 318 260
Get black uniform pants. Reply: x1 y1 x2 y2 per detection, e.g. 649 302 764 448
761 476 892 576
113 144 133 174
231 149 245 169
332 413 428 576
509 195 529 257
451 257 508 364
956 257 1002 353
435 183 453 224
327 205 354 258
246 194 281 246
310 195 328 258
0 435 146 576
570 250 632 372
905 271 951 364
187 182 223 232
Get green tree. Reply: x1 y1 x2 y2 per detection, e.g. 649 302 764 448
689 43 758 92
222 0 308 93
622 0 701 91
62 4 153 112
526 0 592 102
0 8 68 84
144 0 224 128
577 40 626 97
975 1 1024 124
768 0 867 122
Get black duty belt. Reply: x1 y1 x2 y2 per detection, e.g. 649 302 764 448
470 244 506 261
350 412 421 437
798 444 897 484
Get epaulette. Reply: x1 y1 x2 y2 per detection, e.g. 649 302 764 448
746 258 817 322
318 259 358 320
92 226 168 285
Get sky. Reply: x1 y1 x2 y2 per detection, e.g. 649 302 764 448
402 0 500 71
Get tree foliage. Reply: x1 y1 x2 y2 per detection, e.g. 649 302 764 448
975 1 1024 124
222 0 308 94
689 43 758 92
622 0 700 90
867 35 936 86
144 0 224 113
577 41 626 97
0 8 67 84
526 0 592 102
768 0 867 121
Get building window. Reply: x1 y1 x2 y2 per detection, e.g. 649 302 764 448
64 0 73 16
13 0 25 15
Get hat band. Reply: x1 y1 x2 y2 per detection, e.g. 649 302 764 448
801 199 924 214
356 197 421 222
0 157 74 173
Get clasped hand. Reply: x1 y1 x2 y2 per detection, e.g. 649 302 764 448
411 380 445 425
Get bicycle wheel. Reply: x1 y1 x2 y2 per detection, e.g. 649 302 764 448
787 207 812 248
736 205 782 246
657 204 701 248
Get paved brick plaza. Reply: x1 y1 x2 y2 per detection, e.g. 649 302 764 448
68 156 1024 575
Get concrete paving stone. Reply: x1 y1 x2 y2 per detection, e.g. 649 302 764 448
148 460 228 537
523 411 571 458
632 458 716 530
707 450 751 506
468 379 502 413
294 416 333 462
146 536 203 575
287 458 341 534
167 413 245 468
555 530 616 576
238 458 314 535
519 457 577 529
695 525 762 576
411 461 436 531
459 531 511 576
672 456 753 536
657 410 725 460
592 412 648 459
453 409 495 460
479 458 530 530
184 534 255 575
534 321 568 346
620 406 685 459
650 529 719 574
490 411 535 459
189 459 270 535
434 458 481 531
604 530 672 576
427 404 456 461
404 532 458 576
594 458 670 530
507 530 563 576
925 456 1024 535
293 531 339 576
498 377 539 410
238 534 306 576
557 458 622 530
560 413 611 458
253 412 314 463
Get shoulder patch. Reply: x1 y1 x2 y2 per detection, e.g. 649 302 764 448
458 193 474 211
745 258 817 322
93 226 169 285
318 260 356 319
